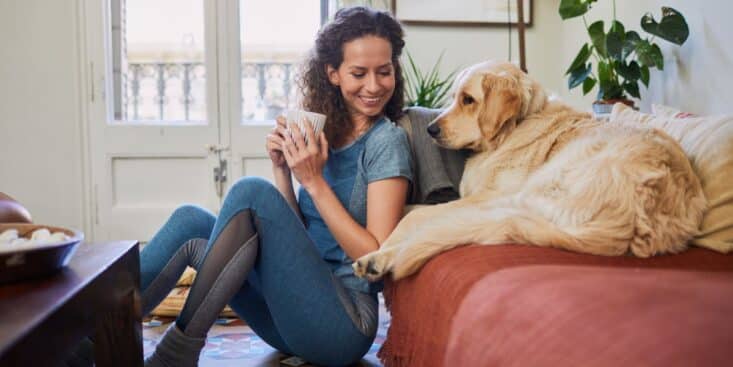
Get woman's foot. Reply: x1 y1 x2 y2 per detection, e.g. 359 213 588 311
144 323 205 367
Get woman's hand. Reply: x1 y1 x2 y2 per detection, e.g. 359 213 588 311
282 120 329 190
266 116 289 169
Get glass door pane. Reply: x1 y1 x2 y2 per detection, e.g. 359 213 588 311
113 0 208 124
239 0 320 123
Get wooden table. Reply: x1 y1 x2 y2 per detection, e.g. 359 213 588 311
0 241 143 366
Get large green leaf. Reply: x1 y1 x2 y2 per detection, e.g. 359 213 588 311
651 43 664 70
582 76 597 95
597 61 624 100
588 21 606 57
568 63 592 89
640 65 650 87
598 83 624 100
566 44 592 74
617 60 641 81
636 39 656 67
641 7 689 45
598 60 612 86
559 0 596 19
622 31 641 60
623 81 641 99
606 21 626 61
610 20 625 35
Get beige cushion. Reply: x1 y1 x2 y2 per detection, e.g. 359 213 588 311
151 286 237 318
610 103 733 253
176 266 197 286
651 104 683 118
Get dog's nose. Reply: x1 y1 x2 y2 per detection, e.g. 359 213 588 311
427 123 441 137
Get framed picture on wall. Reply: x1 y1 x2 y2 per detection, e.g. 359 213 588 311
395 0 532 26
329 0 395 19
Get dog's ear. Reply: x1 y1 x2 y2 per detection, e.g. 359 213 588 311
478 73 522 144
518 72 547 118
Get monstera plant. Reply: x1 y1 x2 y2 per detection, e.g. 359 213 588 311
559 0 689 113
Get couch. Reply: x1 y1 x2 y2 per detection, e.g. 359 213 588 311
379 106 733 367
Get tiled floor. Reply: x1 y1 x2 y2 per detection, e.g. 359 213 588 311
143 297 390 367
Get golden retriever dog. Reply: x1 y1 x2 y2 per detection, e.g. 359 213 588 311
353 60 706 281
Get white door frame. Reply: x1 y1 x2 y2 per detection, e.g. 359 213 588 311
80 0 224 242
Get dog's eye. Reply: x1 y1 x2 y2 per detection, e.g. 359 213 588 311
462 95 475 105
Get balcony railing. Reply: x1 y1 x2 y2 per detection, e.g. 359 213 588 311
122 62 298 122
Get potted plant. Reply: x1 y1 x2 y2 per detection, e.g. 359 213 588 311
404 50 457 109
559 0 689 115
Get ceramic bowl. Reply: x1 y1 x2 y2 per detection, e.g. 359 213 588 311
0 223 84 284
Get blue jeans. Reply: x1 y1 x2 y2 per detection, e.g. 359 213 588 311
140 177 377 366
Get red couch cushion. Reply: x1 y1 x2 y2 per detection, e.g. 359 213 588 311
446 265 733 367
379 245 733 367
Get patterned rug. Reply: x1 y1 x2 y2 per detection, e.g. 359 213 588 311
143 297 389 367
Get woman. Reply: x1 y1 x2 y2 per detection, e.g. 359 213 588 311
142 7 412 367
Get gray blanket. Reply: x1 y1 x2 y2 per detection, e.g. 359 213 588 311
398 107 468 204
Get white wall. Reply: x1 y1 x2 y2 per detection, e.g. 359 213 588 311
0 0 88 231
406 0 733 114
644 0 733 114
520 0 733 113
1 0 731 239
403 0 566 107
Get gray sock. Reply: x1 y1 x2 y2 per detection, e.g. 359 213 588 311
144 323 205 367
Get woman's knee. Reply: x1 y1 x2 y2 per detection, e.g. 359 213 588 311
223 177 280 210
169 204 216 233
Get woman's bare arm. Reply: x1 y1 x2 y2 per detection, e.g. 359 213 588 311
307 177 408 259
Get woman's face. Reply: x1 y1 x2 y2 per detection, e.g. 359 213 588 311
327 35 396 125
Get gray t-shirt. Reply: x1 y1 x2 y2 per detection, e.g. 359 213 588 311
298 116 413 293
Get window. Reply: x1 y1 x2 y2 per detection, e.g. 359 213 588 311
239 0 321 122
112 0 208 124
109 0 331 125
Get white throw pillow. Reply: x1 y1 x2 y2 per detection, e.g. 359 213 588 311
651 104 681 118
610 103 733 253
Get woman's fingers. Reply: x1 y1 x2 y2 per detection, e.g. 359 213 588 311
282 136 296 167
275 115 288 129
304 120 319 153
319 132 329 160
266 133 284 151
275 125 289 140
288 123 306 151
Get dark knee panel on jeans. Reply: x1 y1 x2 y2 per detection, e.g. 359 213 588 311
177 210 259 336
141 238 208 316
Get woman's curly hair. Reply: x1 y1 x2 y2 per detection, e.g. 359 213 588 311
298 6 405 147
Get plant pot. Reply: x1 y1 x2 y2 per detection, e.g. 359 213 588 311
592 99 635 119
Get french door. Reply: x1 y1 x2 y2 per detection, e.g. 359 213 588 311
83 0 321 241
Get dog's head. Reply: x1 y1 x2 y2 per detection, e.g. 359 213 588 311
427 61 547 152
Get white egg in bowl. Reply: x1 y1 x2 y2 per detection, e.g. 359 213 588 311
0 223 84 284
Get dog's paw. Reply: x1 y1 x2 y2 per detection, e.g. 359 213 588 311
353 252 391 282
